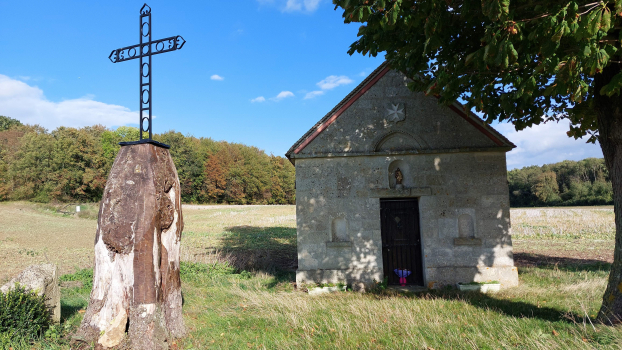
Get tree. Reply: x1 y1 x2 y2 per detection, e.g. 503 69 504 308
334 0 622 321
0 116 22 131
532 171 561 203
202 149 227 202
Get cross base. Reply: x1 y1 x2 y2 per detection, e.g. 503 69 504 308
119 139 171 149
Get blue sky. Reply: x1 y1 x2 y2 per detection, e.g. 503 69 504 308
0 0 603 169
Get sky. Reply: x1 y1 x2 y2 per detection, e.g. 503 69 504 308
0 0 603 170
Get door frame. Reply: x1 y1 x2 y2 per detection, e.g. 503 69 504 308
379 197 425 286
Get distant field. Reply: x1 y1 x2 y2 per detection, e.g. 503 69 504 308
0 202 97 283
511 207 615 267
1 202 621 349
0 202 297 282
0 203 616 282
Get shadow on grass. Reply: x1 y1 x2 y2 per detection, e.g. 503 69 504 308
196 226 298 273
61 301 84 322
263 270 296 290
514 252 611 272
60 289 89 322
382 288 582 324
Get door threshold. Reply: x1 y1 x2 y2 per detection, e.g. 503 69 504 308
388 285 427 293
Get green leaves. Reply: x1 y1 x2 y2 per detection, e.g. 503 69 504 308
481 0 510 22
335 0 621 140
600 72 622 96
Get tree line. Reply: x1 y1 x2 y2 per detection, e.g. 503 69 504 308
0 116 295 204
508 158 612 207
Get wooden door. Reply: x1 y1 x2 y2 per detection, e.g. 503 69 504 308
380 198 424 286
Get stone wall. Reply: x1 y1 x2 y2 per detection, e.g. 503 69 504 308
294 151 519 289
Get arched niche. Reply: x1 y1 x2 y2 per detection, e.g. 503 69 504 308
373 131 428 153
388 159 412 189
331 217 349 242
458 214 475 238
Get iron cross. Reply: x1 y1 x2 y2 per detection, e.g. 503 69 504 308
108 4 186 149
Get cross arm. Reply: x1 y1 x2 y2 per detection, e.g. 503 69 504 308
108 35 186 63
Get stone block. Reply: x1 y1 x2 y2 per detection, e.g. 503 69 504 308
1 264 60 323
326 241 352 248
454 238 482 246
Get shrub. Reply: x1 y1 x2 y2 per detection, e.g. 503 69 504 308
0 284 52 340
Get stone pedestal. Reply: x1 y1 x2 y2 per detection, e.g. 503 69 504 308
75 143 185 349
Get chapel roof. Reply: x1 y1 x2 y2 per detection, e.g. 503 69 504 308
285 61 515 160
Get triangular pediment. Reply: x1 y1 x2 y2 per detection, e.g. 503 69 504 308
286 63 514 162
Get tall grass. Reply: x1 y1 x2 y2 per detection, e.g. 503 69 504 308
180 262 619 349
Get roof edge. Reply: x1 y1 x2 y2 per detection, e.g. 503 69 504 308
446 100 516 149
285 61 516 163
286 61 391 161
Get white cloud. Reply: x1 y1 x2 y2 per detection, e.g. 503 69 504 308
303 0 321 11
317 75 353 90
0 74 136 130
284 0 302 11
210 74 224 81
304 91 324 99
495 121 603 170
260 0 321 12
270 91 295 101
251 96 266 103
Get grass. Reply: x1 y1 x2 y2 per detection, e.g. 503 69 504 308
511 207 615 240
0 201 97 283
180 261 619 349
1 203 621 348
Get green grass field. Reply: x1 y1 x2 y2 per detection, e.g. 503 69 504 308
1 203 621 349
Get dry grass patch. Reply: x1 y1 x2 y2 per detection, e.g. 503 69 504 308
0 202 96 282
511 207 615 265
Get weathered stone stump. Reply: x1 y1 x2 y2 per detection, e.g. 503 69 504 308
1 264 61 323
75 144 185 349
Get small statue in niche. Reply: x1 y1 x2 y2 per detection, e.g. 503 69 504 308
395 167 404 190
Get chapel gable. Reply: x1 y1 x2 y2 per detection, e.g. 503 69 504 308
286 63 513 160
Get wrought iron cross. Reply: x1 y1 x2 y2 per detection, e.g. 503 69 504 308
108 4 186 149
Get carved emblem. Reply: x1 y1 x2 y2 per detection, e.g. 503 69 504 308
386 103 405 123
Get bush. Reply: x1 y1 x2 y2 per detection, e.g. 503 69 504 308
0 284 52 340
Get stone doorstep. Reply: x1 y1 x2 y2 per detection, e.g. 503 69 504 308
387 285 428 293
308 286 347 296
457 283 501 293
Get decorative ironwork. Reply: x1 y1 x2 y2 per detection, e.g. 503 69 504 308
108 3 185 148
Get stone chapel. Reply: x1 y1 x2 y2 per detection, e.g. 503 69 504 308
286 62 519 290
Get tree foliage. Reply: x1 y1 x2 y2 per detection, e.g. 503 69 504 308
509 158 612 206
334 0 621 139
0 116 22 132
0 121 295 204
334 0 622 321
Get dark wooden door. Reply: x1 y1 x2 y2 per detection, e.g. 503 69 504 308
380 198 424 286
